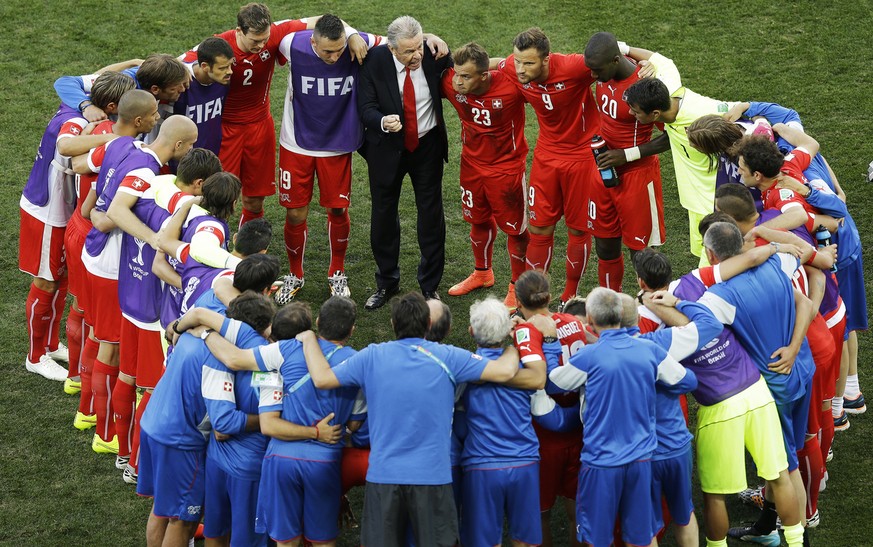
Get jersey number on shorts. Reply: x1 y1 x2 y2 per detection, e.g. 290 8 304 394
599 94 618 119
527 186 536 207
460 186 474 208
471 108 491 126
242 69 254 86
279 168 292 191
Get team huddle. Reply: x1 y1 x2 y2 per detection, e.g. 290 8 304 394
19 2 868 547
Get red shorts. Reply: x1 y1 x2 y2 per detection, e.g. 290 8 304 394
527 154 599 232
535 425 583 511
807 314 836 433
119 317 165 388
459 156 527 235
19 209 67 281
278 147 352 209
87 272 121 343
825 312 847 400
340 446 370 494
64 213 91 303
220 117 277 198
589 157 665 249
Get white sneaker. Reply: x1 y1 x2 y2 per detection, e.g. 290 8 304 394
273 274 304 305
122 464 138 485
47 342 69 362
115 455 130 470
328 271 351 298
25 354 68 381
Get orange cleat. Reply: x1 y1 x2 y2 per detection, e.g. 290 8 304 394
448 269 495 296
504 283 517 311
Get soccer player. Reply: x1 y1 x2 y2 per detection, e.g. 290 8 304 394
512 270 586 547
624 76 740 263
272 14 381 302
697 222 813 547
460 296 549 547
582 33 673 291
497 28 600 304
440 42 529 308
21 72 134 384
548 287 696 547
173 37 235 156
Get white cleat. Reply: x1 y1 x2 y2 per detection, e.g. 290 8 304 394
328 271 351 298
25 354 68 381
47 342 69 362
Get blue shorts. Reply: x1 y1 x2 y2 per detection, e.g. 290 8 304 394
576 460 656 547
835 255 868 333
451 465 463 517
136 430 206 522
775 384 812 472
461 462 541 547
204 456 266 546
256 455 341 543
651 446 694 529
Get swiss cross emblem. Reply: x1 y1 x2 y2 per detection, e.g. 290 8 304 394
555 82 565 90
272 390 282 401
131 178 146 189
455 93 467 104
492 99 503 109
70 126 81 135
202 226 215 234
259 50 271 61
223 381 233 392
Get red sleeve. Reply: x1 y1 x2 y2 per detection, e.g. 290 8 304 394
782 149 811 176
194 222 227 247
119 175 152 195
498 55 516 80
638 316 660 335
513 322 545 363
697 266 717 287
58 120 85 139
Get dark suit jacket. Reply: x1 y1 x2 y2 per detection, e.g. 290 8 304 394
357 41 452 163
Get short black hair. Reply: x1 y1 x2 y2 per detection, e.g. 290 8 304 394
391 292 430 339
199 172 241 221
197 36 234 66
235 218 272 256
313 14 345 41
176 148 222 185
698 211 738 238
715 183 757 224
271 301 312 341
226 290 275 335
624 78 671 113
515 270 551 310
513 27 550 58
233 254 280 293
561 297 586 318
632 248 672 291
733 135 783 178
317 296 356 341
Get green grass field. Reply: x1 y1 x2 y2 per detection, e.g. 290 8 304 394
1 0 871 544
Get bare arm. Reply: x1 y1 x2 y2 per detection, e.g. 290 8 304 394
772 122 820 157
769 289 815 374
479 346 521 384
106 192 159 249
260 411 342 443
80 188 98 220
297 330 341 389
643 291 690 327
97 58 143 74
202 330 260 371
213 276 241 307
596 132 671 169
90 209 116 233
57 133 116 157
754 206 809 233
151 251 182 288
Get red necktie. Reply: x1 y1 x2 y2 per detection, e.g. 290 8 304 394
403 67 419 152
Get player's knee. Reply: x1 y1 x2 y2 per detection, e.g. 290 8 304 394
529 224 555 236
285 206 309 225
241 195 265 214
33 277 59 292
328 207 346 217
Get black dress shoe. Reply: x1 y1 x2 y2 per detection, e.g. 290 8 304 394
365 285 399 310
423 290 440 301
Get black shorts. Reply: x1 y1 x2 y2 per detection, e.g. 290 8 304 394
362 482 458 547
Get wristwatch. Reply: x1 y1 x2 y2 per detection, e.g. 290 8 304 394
200 328 214 340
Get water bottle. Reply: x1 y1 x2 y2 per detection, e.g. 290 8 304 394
815 225 838 272
591 135 620 188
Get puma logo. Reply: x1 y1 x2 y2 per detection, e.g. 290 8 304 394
243 59 254 66
607 84 618 96
634 236 647 244
505 221 519 230
286 246 301 256
338 193 350 201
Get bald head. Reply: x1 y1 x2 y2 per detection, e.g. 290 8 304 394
156 115 198 160
117 89 158 122
619 293 638 328
584 31 620 61
425 299 452 342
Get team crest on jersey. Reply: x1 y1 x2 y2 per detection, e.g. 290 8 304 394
223 381 233 392
554 82 566 90
131 177 147 190
471 353 484 360
523 83 532 89
272 390 282 402
515 328 530 344
455 93 467 104
70 126 81 135
259 50 271 61
784 153 795 162
491 99 503 109
779 189 795 201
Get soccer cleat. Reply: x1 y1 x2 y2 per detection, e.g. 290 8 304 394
447 269 495 296
833 410 850 431
73 412 97 431
25 354 69 382
328 271 351 298
122 465 138 485
115 455 130 470
91 434 119 455
47 342 69 363
807 508 820 528
738 485 765 509
726 525 781 547
844 393 866 415
273 274 304 305
504 283 517 311
826 446 834 462
63 377 82 395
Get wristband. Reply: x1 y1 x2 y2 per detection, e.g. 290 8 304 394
624 146 641 162
79 100 92 113
542 336 558 344
173 320 184 334
617 41 630 55
807 250 819 265
313 425 319 441
770 242 780 254
200 328 213 340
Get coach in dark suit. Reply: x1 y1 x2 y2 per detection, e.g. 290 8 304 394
357 16 452 310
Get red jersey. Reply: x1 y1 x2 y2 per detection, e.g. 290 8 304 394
441 69 528 174
192 20 307 124
596 61 658 170
499 53 599 161
762 147 814 215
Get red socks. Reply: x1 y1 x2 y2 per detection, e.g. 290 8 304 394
526 232 554 272
47 278 68 353
820 407 834 473
66 306 85 378
92 359 119 442
598 256 624 292
238 207 264 230
798 436 824 520
561 232 592 303
78 336 99 416
283 220 307 278
327 211 350 275
112 379 137 458
25 284 55 363
130 390 152 472
470 220 497 270
507 231 529 283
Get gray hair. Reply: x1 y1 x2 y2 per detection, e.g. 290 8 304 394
618 293 638 328
386 15 422 49
703 221 744 261
586 287 623 328
469 297 511 347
